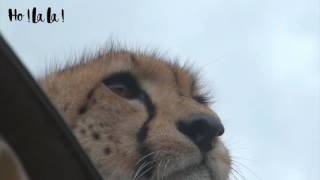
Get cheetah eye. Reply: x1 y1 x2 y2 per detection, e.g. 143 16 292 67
103 72 141 99
107 83 133 99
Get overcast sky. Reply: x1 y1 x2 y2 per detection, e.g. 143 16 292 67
1 0 319 179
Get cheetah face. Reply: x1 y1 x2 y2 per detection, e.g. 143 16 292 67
41 50 231 180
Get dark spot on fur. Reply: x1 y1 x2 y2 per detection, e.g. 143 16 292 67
92 97 97 104
88 124 93 129
80 129 86 135
92 132 100 140
78 104 88 114
99 122 105 127
104 147 111 155
87 89 94 99
107 135 113 140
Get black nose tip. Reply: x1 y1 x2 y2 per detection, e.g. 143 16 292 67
177 113 224 152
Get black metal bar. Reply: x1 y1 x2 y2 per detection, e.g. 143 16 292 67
0 35 103 180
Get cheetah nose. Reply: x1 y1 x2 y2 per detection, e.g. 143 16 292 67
177 113 224 153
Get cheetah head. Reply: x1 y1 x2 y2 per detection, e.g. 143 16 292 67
41 50 231 180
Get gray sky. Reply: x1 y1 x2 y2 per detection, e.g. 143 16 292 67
1 0 319 179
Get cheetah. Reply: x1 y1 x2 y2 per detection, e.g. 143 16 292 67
40 49 231 180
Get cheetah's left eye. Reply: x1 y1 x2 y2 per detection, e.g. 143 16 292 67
103 72 141 99
106 83 134 99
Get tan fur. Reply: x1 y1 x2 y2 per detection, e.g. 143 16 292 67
40 50 231 180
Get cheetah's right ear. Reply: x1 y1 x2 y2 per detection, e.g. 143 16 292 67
0 35 103 180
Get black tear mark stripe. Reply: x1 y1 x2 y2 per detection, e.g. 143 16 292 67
78 104 88 114
136 91 156 178
103 72 156 178
102 72 155 142
112 72 157 178
136 92 156 143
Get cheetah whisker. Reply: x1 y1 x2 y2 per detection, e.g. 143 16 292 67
135 151 157 165
133 158 158 180
136 165 155 180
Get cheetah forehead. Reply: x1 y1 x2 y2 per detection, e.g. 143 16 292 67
40 50 208 103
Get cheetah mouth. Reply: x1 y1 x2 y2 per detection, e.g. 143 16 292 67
164 161 215 180
134 156 215 180
142 157 217 180
135 142 228 180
